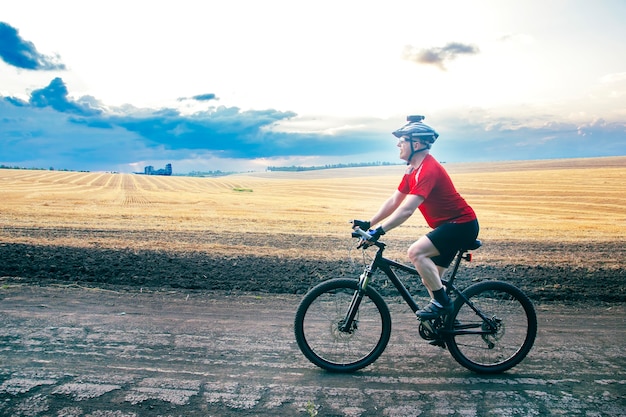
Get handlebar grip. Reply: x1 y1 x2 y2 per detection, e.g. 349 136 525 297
352 228 371 239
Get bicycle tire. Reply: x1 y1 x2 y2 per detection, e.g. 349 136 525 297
446 281 537 374
294 278 392 373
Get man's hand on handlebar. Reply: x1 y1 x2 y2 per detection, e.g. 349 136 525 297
351 221 385 248
352 219 371 231
365 226 385 242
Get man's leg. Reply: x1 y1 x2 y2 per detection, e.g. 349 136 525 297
408 235 452 319
408 235 443 292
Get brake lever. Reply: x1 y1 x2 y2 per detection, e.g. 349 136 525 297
352 227 374 249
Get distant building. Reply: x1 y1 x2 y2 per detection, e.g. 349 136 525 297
144 163 172 176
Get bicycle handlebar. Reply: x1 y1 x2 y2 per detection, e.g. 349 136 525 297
351 228 371 239
351 227 386 249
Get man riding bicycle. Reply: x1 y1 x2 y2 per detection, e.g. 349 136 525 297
353 115 479 320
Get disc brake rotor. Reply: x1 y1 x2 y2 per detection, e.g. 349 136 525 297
481 316 504 348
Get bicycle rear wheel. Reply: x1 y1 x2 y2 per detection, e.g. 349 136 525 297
294 278 391 373
447 281 537 374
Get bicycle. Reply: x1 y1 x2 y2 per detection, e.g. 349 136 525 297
294 228 537 374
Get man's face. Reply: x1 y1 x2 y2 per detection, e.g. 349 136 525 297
397 137 413 161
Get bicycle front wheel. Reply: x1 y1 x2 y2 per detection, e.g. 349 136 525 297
294 278 391 373
447 281 537 374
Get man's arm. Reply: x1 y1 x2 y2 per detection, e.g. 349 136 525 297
368 190 406 227
378 193 424 233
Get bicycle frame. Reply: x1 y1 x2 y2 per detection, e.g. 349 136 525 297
356 241 465 315
296 232 537 374
342 237 496 336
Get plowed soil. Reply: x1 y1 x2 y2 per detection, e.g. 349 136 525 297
1 227 624 304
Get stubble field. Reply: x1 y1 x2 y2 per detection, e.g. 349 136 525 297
1 156 625 304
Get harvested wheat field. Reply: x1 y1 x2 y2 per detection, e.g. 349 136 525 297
1 156 625 303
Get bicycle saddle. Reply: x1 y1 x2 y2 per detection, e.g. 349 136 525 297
465 239 482 250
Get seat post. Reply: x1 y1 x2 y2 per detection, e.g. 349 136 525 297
445 249 466 287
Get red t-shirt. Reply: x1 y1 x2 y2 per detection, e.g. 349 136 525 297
397 154 476 228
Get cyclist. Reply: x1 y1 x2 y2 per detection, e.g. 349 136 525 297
353 115 479 320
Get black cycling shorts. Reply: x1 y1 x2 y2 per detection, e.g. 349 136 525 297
426 219 479 268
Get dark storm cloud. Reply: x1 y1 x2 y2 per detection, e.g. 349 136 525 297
0 98 149 172
403 42 479 70
3 96 28 107
0 22 66 70
192 93 218 101
177 93 219 102
1 77 376 163
3 77 625 172
110 106 301 158
29 78 100 116
110 106 370 159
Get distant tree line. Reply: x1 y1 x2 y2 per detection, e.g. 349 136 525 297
1 161 402 176
0 165 89 172
266 161 401 172
184 170 236 177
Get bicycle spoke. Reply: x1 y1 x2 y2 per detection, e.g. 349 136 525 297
294 279 391 372
447 281 537 373
304 289 382 364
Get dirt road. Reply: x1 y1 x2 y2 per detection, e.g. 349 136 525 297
0 284 624 417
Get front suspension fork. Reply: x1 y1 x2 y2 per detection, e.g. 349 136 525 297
339 267 373 332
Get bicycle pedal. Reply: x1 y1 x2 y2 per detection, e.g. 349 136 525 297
429 339 446 349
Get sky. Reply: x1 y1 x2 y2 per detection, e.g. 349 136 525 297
1 0 625 173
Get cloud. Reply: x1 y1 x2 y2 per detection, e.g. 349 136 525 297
29 77 101 116
192 93 218 101
0 77 389 171
2 77 625 173
576 118 626 150
600 72 626 84
0 98 148 172
497 33 534 45
110 106 301 158
433 113 626 162
0 22 66 70
403 42 480 70
177 93 219 102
